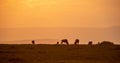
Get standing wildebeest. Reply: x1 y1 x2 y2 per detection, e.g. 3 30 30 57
32 40 35 44
88 41 93 45
74 39 79 45
61 39 69 45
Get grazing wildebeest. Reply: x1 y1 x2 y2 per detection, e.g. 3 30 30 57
61 39 69 45
32 40 35 44
88 41 93 45
74 39 79 45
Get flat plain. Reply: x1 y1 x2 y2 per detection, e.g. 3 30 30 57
0 44 120 63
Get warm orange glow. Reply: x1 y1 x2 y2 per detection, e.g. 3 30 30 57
0 0 120 44
0 0 119 28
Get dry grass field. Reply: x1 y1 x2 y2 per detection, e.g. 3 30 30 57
0 44 120 63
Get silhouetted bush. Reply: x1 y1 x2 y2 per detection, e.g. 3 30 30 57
99 41 114 45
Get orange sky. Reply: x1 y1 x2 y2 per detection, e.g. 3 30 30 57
0 0 120 28
0 0 120 44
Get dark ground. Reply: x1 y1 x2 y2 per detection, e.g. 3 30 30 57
0 44 120 63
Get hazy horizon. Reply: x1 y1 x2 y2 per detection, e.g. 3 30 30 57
0 27 120 44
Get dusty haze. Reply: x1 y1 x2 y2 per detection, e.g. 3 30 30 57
0 0 120 44
0 27 120 44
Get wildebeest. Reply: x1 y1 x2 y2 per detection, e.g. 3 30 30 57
74 39 79 45
61 39 69 45
32 40 35 44
57 42 59 45
88 41 93 45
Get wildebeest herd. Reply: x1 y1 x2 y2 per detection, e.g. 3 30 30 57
31 39 114 45
31 39 80 45
60 39 80 45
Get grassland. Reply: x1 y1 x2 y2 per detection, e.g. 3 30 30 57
0 44 120 63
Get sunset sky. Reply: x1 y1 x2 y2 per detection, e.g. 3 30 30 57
0 0 120 28
0 0 120 44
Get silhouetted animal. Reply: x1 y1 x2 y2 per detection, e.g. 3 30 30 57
61 39 69 45
57 42 59 45
74 39 79 45
98 42 100 45
32 40 35 44
88 41 93 45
